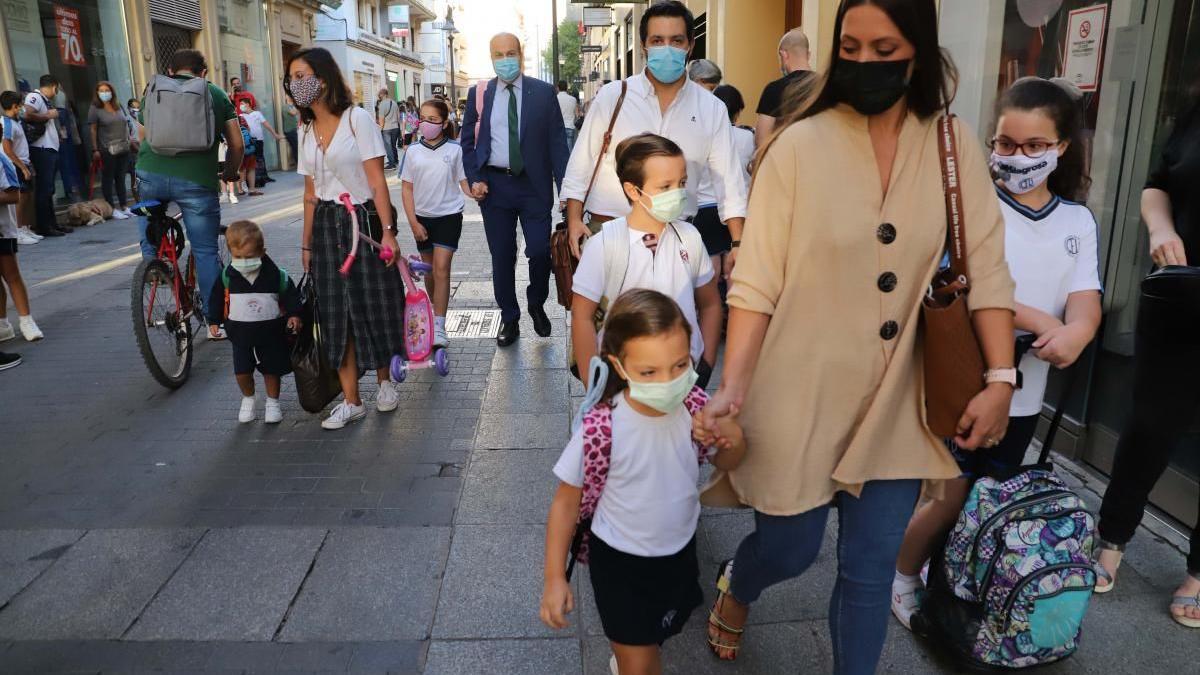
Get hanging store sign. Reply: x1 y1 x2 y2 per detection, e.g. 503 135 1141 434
54 5 85 67
1062 4 1108 92
581 45 602 54
583 7 613 27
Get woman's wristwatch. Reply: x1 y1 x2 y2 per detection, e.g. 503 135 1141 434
984 367 1021 389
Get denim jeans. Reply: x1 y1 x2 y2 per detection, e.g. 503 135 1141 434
382 128 401 167
29 146 58 233
564 127 576 153
136 170 222 316
729 479 921 675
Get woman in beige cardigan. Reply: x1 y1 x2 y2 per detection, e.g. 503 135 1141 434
696 1 1017 671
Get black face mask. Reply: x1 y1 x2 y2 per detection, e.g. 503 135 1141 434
830 58 911 116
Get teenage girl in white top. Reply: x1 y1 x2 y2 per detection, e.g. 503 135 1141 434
541 288 745 675
399 98 473 348
287 47 405 431
891 77 1103 628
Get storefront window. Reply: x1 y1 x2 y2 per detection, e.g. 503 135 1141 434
217 0 278 170
2 0 135 199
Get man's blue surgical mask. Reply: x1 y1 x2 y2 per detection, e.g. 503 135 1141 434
646 46 688 84
493 57 521 83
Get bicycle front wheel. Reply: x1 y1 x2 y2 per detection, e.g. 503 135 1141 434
131 258 193 389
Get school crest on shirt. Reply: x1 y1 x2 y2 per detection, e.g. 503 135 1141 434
1064 235 1080 257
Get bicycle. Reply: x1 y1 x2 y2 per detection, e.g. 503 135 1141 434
129 200 226 389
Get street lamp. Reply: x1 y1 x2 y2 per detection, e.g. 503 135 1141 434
441 7 459 104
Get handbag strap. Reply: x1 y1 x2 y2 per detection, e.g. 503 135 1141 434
582 80 628 213
935 112 971 298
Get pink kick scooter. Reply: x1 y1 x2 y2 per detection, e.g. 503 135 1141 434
337 193 450 381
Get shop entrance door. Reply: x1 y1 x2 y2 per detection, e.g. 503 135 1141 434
1082 0 1198 530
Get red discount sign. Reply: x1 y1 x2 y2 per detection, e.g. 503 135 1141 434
54 5 86 67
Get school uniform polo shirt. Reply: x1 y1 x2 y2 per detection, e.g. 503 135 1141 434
399 139 467 217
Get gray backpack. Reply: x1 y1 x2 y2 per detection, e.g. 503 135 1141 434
142 74 214 155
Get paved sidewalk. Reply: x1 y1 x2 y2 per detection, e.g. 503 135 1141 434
0 171 1193 673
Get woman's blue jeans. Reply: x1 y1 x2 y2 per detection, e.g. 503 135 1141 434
729 479 920 675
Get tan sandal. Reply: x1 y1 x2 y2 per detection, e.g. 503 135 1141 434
1093 539 1124 594
707 560 745 661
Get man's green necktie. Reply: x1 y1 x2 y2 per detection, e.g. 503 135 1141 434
507 83 524 175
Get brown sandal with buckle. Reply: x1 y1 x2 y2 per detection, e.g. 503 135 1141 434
707 560 746 661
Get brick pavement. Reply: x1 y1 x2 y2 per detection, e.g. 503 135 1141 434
0 171 1193 673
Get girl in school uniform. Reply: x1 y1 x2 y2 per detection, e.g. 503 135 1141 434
287 47 405 431
891 77 1103 628
541 288 745 675
399 98 473 348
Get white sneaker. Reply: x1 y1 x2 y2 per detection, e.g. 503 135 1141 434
891 573 923 630
322 400 366 430
16 230 39 245
208 325 227 341
238 395 256 423
229 193 239 204
0 320 14 342
20 227 42 241
433 326 449 348
376 379 400 412
264 398 283 424
111 208 130 220
18 316 42 342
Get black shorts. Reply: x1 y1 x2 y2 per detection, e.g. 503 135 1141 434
18 170 32 193
587 534 702 646
415 212 463 253
230 335 292 376
951 414 1040 478
691 205 731 255
0 238 16 255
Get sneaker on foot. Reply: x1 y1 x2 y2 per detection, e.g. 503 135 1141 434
0 351 20 371
229 193 239 204
18 316 42 341
322 401 366 430
891 573 923 630
264 398 283 424
219 193 228 203
111 208 130 220
238 395 256 423
376 379 400 412
16 230 39 245
20 227 43 241
434 326 448 348
208 325 227 341
0 320 14 343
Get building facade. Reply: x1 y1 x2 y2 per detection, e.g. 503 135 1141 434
416 0 469 105
315 0 431 112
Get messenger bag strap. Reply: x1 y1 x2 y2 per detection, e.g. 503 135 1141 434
582 80 628 213
936 112 971 298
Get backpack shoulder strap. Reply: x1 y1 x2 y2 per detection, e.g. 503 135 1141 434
278 268 289 296
577 403 615 523
600 219 630 308
683 386 712 463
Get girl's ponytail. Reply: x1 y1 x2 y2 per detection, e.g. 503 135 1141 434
994 77 1093 201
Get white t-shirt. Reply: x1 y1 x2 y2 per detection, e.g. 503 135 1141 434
553 393 702 557
298 107 387 203
573 218 715 362
24 92 59 151
399 139 467 217
2 116 29 164
696 126 755 209
0 154 18 237
240 110 267 140
998 189 1102 417
557 91 578 128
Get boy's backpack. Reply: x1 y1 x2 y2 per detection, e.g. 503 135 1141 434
565 373 711 579
912 370 1096 670
142 74 215 155
22 92 49 142
239 121 255 155
221 266 289 319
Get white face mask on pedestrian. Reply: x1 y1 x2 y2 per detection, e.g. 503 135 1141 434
990 150 1059 195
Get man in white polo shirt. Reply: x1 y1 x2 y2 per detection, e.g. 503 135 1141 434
561 1 746 277
24 75 69 237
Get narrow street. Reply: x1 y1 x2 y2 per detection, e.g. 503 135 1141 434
0 172 1192 673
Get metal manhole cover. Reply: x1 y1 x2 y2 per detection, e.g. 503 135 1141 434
445 309 501 339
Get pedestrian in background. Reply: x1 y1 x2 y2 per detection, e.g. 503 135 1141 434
56 97 85 203
402 102 418 149
376 88 401 170
87 81 134 220
563 1 747 286
686 58 722 92
712 84 755 188
25 75 70 237
460 32 569 347
284 96 300 169
1 91 40 245
1095 77 1200 628
685 59 736 282
287 46 405 431
0 152 41 343
556 80 580 152
125 98 142 202
697 1 1016 670
755 27 813 146
238 97 283 193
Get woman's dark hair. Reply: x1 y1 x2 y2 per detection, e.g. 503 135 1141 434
800 0 955 122
713 84 744 123
993 77 1092 201
92 81 119 110
599 289 692 402
614 133 684 201
168 49 207 75
639 0 695 45
419 98 456 139
284 47 353 125
126 98 139 109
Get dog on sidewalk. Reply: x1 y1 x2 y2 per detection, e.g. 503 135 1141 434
63 199 115 227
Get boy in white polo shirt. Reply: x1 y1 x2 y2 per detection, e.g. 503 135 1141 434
399 98 473 348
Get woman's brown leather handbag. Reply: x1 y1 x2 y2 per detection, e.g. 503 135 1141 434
550 81 628 308
922 114 986 437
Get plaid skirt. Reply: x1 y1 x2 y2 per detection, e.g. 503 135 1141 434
311 200 405 371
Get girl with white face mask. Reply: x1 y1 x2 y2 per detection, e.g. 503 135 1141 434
891 77 1103 629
